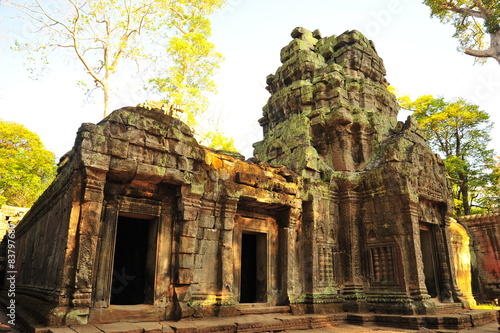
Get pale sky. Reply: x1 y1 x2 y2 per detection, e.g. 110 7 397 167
0 0 499 160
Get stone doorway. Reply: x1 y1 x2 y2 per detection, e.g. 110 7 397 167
110 216 155 305
240 232 268 303
233 211 279 305
420 225 439 298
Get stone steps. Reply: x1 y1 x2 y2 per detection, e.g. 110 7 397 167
433 301 464 314
344 310 497 331
34 310 497 333
237 305 291 316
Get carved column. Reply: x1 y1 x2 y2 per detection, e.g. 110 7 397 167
92 203 118 308
407 202 434 315
72 165 108 309
284 206 301 306
340 189 369 312
218 196 238 317
156 192 177 311
174 186 202 319
187 197 216 314
435 222 454 303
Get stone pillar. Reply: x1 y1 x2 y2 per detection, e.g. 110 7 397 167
174 187 202 319
407 203 434 315
60 176 84 309
340 190 369 313
92 203 119 308
72 159 109 309
156 193 177 313
188 197 216 316
188 195 239 318
435 221 455 303
283 207 300 306
217 196 239 317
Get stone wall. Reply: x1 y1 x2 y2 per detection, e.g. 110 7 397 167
457 213 500 302
7 107 302 325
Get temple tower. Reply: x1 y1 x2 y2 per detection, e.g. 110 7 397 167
254 27 460 315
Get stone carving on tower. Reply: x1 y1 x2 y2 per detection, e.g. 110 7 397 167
254 27 458 314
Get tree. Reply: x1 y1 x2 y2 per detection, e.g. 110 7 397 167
195 109 237 152
0 120 57 207
399 95 497 216
2 0 225 117
476 156 500 213
423 0 500 64
200 130 237 152
148 12 223 126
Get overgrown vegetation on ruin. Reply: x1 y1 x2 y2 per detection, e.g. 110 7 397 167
399 94 500 215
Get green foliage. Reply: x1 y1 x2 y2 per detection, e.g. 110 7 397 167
399 94 498 215
423 0 500 63
150 32 222 126
0 120 57 207
199 130 237 152
3 0 226 117
474 158 500 213
4 0 234 155
149 1 223 127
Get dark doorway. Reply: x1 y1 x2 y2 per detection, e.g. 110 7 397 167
240 232 267 303
111 216 151 305
420 228 439 298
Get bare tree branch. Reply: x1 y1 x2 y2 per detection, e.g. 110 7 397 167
464 47 494 57
444 3 485 19
1 0 224 117
472 0 492 18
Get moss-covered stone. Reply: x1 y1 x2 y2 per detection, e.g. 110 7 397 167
10 27 463 329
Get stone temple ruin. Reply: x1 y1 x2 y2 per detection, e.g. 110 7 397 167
456 213 500 303
3 28 498 330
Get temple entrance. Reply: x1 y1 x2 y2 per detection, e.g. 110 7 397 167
420 226 439 298
240 232 268 303
111 216 153 305
233 210 281 305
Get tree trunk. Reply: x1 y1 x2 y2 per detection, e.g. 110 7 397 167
103 80 111 118
459 173 471 216
465 30 500 65
492 30 500 65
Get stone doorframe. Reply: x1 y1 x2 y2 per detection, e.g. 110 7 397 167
419 221 455 303
92 194 177 311
233 211 279 305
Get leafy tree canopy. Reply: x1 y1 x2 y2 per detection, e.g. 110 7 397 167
199 130 237 152
2 0 226 117
2 0 238 154
399 94 499 215
423 0 500 64
0 120 57 207
148 8 223 127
